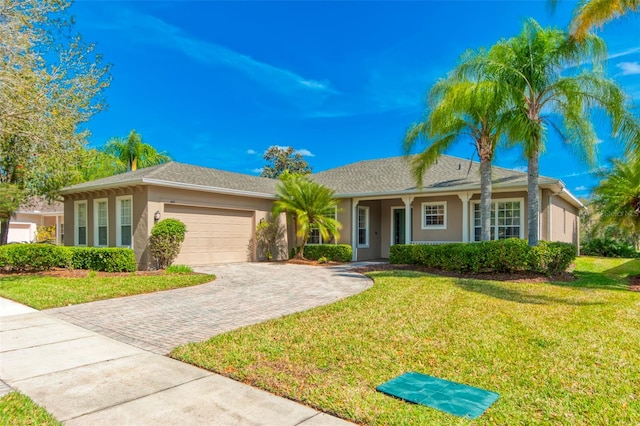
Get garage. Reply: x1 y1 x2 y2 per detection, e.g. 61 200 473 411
164 204 255 265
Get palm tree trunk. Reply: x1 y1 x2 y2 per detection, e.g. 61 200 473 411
527 149 540 246
480 156 492 241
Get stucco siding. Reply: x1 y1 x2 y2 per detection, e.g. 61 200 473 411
411 195 463 242
550 196 579 244
355 200 382 260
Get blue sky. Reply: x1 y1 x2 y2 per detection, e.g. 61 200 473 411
72 1 639 198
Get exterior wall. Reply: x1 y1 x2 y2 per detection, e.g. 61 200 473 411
355 200 382 261
540 189 551 241
380 198 405 258
411 195 463 242
550 195 579 244
8 213 64 244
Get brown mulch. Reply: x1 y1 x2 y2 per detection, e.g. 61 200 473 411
629 275 640 292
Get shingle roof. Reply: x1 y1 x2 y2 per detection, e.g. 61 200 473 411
17 196 63 213
60 162 278 197
61 156 561 199
312 155 558 197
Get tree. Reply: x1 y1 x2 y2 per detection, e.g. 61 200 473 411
272 173 340 259
260 146 312 179
404 74 507 241
0 0 111 244
459 19 632 246
569 0 639 41
87 130 171 178
592 154 640 248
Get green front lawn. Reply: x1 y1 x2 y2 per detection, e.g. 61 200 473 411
172 257 640 425
0 273 215 310
0 392 61 425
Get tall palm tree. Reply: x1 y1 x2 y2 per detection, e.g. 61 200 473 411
569 0 639 41
593 154 640 248
272 173 341 259
459 19 631 246
103 130 171 173
404 75 507 241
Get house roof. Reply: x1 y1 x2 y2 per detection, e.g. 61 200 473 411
60 162 279 198
312 155 559 197
61 155 579 207
17 196 63 214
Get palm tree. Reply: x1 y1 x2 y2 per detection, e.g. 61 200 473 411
404 74 507 241
272 173 341 259
569 0 639 41
102 130 170 174
592 154 640 248
459 19 631 246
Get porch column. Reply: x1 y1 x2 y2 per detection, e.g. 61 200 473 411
352 198 360 261
55 215 60 245
401 196 413 244
458 192 472 243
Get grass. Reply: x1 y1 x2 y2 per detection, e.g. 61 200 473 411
0 272 215 310
0 392 61 425
172 256 640 425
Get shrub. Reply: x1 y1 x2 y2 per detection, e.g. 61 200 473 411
0 244 71 272
290 244 352 262
581 238 638 258
529 241 577 276
390 239 577 275
166 264 193 274
35 225 57 244
69 247 137 272
149 218 187 269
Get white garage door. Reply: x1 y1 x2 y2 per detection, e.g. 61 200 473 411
164 205 254 265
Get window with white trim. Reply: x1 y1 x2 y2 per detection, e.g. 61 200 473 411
74 201 87 246
94 199 108 246
116 196 133 247
307 206 337 245
357 206 369 248
422 201 447 229
473 199 523 241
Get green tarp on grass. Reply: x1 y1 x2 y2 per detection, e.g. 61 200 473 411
376 372 499 419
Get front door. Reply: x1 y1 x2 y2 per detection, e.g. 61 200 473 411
392 207 406 245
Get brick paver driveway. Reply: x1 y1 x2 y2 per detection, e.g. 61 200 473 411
47 263 373 355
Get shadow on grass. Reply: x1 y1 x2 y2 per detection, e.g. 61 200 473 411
550 271 630 292
452 278 602 305
604 258 640 277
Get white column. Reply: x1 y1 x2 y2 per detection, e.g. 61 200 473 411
352 199 359 261
55 215 60 245
458 192 472 243
402 196 413 244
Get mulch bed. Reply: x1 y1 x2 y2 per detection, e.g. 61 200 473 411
629 275 640 292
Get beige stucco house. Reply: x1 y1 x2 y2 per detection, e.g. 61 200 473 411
60 155 582 269
8 197 64 244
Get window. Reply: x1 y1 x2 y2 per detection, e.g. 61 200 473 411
422 202 447 229
307 207 337 245
74 201 87 246
116 196 132 247
473 199 523 241
357 206 369 248
94 199 108 246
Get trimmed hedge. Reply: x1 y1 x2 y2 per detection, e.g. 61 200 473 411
390 239 576 276
0 244 137 273
0 244 71 272
290 244 353 262
68 247 137 272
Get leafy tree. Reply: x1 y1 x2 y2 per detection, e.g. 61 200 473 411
0 0 110 244
404 73 508 241
459 19 633 246
272 173 340 259
260 146 312 179
592 154 640 249
85 130 171 179
569 0 639 41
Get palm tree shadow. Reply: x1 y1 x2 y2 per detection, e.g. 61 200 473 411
453 278 602 306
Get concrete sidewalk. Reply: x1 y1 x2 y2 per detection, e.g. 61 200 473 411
0 298 351 425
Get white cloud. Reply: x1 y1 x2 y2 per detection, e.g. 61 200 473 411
251 168 262 174
295 148 315 157
617 61 640 76
608 47 640 60
513 165 528 173
575 185 587 191
247 149 257 155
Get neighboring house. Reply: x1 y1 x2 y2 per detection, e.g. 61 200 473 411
8 197 65 244
59 156 582 269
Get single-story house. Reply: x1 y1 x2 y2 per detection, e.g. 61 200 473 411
8 197 65 244
59 155 582 269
